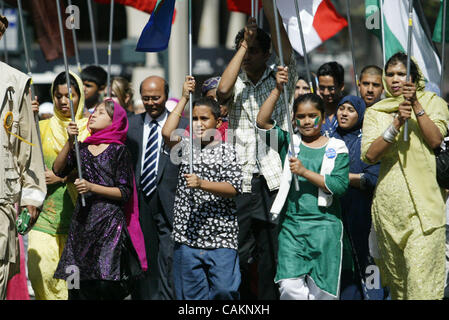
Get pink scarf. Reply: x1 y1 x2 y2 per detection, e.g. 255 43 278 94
84 99 148 271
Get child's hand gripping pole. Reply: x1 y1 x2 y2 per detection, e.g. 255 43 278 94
272 0 299 191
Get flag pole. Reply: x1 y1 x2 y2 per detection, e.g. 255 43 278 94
188 0 193 174
293 0 314 94
346 0 360 97
404 0 413 142
251 0 255 19
1 0 8 64
87 0 99 66
68 0 82 73
273 0 299 191
441 0 447 92
55 0 86 207
107 0 114 98
380 0 386 66
254 0 259 25
17 0 45 171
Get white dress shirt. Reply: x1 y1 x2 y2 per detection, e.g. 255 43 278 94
141 110 168 176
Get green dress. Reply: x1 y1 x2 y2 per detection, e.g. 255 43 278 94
268 126 350 297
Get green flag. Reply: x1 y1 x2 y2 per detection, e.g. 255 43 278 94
365 0 441 85
432 0 449 43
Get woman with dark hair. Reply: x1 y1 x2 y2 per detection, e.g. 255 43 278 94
334 95 384 300
27 71 90 300
361 52 449 299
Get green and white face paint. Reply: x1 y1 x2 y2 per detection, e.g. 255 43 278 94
313 116 321 129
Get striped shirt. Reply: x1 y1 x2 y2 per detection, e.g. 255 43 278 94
226 53 297 193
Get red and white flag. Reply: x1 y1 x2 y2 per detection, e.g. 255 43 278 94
94 0 158 14
277 0 347 56
227 0 262 15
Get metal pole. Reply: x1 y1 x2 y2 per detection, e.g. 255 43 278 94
87 0 99 66
17 0 45 170
404 0 413 142
188 0 193 174
380 0 386 66
55 0 86 207
67 0 82 73
273 0 299 191
107 0 114 98
441 0 447 92
346 0 360 97
293 0 314 93
254 0 259 25
251 0 255 19
1 0 8 64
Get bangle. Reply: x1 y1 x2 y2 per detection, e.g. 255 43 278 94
172 110 182 118
416 109 425 117
382 123 399 143
240 42 248 50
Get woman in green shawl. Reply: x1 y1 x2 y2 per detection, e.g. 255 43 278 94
361 52 449 300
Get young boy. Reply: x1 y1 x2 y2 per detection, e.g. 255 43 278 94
80 65 107 117
162 76 242 300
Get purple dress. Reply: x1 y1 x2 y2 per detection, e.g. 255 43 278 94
53 143 133 281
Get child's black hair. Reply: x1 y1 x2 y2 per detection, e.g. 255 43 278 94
193 97 221 120
80 65 108 87
52 72 81 98
293 93 325 115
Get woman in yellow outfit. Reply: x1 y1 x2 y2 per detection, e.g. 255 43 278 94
27 71 90 300
361 52 449 300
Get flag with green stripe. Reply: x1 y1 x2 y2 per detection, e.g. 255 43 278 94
366 0 441 86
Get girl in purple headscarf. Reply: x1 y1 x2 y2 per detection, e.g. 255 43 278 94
52 99 147 300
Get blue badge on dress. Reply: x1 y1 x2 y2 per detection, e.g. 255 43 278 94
326 148 336 159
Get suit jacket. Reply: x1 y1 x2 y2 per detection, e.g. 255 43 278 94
126 112 188 227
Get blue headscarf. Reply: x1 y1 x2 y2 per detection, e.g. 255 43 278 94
333 95 380 289
334 95 366 174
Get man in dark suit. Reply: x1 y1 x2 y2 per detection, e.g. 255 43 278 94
126 76 187 300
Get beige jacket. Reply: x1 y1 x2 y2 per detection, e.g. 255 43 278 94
0 61 46 262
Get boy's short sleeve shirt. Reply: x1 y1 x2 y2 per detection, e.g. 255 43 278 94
226 52 297 193
171 139 242 250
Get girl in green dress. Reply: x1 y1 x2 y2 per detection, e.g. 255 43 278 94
256 66 350 300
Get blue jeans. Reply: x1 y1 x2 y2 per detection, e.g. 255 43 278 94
173 243 241 300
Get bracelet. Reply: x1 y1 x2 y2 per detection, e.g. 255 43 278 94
382 123 399 143
416 109 425 117
172 110 182 118
240 42 248 50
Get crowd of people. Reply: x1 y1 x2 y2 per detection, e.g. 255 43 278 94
1 0 449 301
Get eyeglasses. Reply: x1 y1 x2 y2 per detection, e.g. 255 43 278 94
141 96 161 102
319 85 336 92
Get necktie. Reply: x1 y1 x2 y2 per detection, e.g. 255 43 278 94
141 120 158 196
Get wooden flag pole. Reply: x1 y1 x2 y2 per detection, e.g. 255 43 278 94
55 0 86 207
107 0 114 98
273 0 299 191
17 0 45 171
293 0 314 93
441 0 447 92
188 0 194 174
87 0 99 66
346 0 360 97
404 0 414 142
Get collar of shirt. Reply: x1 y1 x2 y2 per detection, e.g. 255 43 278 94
240 62 276 87
144 109 168 127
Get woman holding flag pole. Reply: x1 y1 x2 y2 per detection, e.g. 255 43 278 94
361 50 449 299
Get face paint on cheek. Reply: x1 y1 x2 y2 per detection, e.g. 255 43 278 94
296 119 301 128
313 116 321 129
